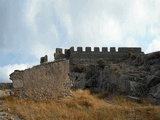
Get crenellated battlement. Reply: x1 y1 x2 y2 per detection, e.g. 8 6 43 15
55 47 142 54
54 47 144 64
40 55 48 64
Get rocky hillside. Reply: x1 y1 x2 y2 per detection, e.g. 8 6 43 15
70 51 160 104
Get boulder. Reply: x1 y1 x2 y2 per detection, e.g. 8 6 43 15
0 89 11 98
148 83 160 105
128 81 147 97
70 72 86 89
146 75 160 88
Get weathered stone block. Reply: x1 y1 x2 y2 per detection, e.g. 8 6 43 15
56 48 62 54
77 47 82 52
94 47 99 52
65 49 70 58
86 47 91 52
110 47 116 52
0 89 11 98
102 47 108 52
70 47 74 52
13 80 23 88
40 55 48 64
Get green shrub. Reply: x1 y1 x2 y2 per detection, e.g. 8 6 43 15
85 65 100 79
96 58 106 68
72 64 87 73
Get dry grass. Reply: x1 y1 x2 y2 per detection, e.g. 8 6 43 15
2 90 160 120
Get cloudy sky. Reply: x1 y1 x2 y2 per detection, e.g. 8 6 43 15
1 0 160 82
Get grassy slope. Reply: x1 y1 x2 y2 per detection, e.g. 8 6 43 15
2 90 160 120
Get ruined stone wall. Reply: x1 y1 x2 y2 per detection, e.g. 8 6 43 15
0 83 13 90
10 60 71 99
54 47 144 64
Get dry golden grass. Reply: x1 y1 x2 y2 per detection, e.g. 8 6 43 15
2 90 160 120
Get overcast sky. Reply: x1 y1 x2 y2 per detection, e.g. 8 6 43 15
1 0 160 82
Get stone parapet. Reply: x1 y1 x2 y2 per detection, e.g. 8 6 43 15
54 47 144 64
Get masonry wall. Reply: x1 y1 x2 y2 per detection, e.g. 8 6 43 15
69 53 126 64
0 83 13 90
54 47 144 64
10 60 71 99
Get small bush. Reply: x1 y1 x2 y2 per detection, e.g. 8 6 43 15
72 64 87 73
85 65 100 79
97 58 106 68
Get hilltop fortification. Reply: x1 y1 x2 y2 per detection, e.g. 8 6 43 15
9 46 145 99
54 47 144 64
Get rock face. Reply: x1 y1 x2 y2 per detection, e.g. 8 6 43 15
70 73 86 89
10 60 71 99
70 51 160 104
148 83 160 105
70 65 147 96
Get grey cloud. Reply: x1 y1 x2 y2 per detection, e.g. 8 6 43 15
1 0 160 58
0 1 31 54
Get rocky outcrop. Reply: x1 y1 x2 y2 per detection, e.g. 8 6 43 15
148 83 160 105
70 72 86 89
70 65 147 96
0 90 11 98
70 51 160 104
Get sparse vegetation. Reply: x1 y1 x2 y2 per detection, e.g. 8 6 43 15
85 65 100 79
127 52 140 60
2 90 160 120
71 64 87 73
96 58 106 68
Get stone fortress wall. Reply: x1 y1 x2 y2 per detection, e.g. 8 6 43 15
54 47 144 64
10 60 71 99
